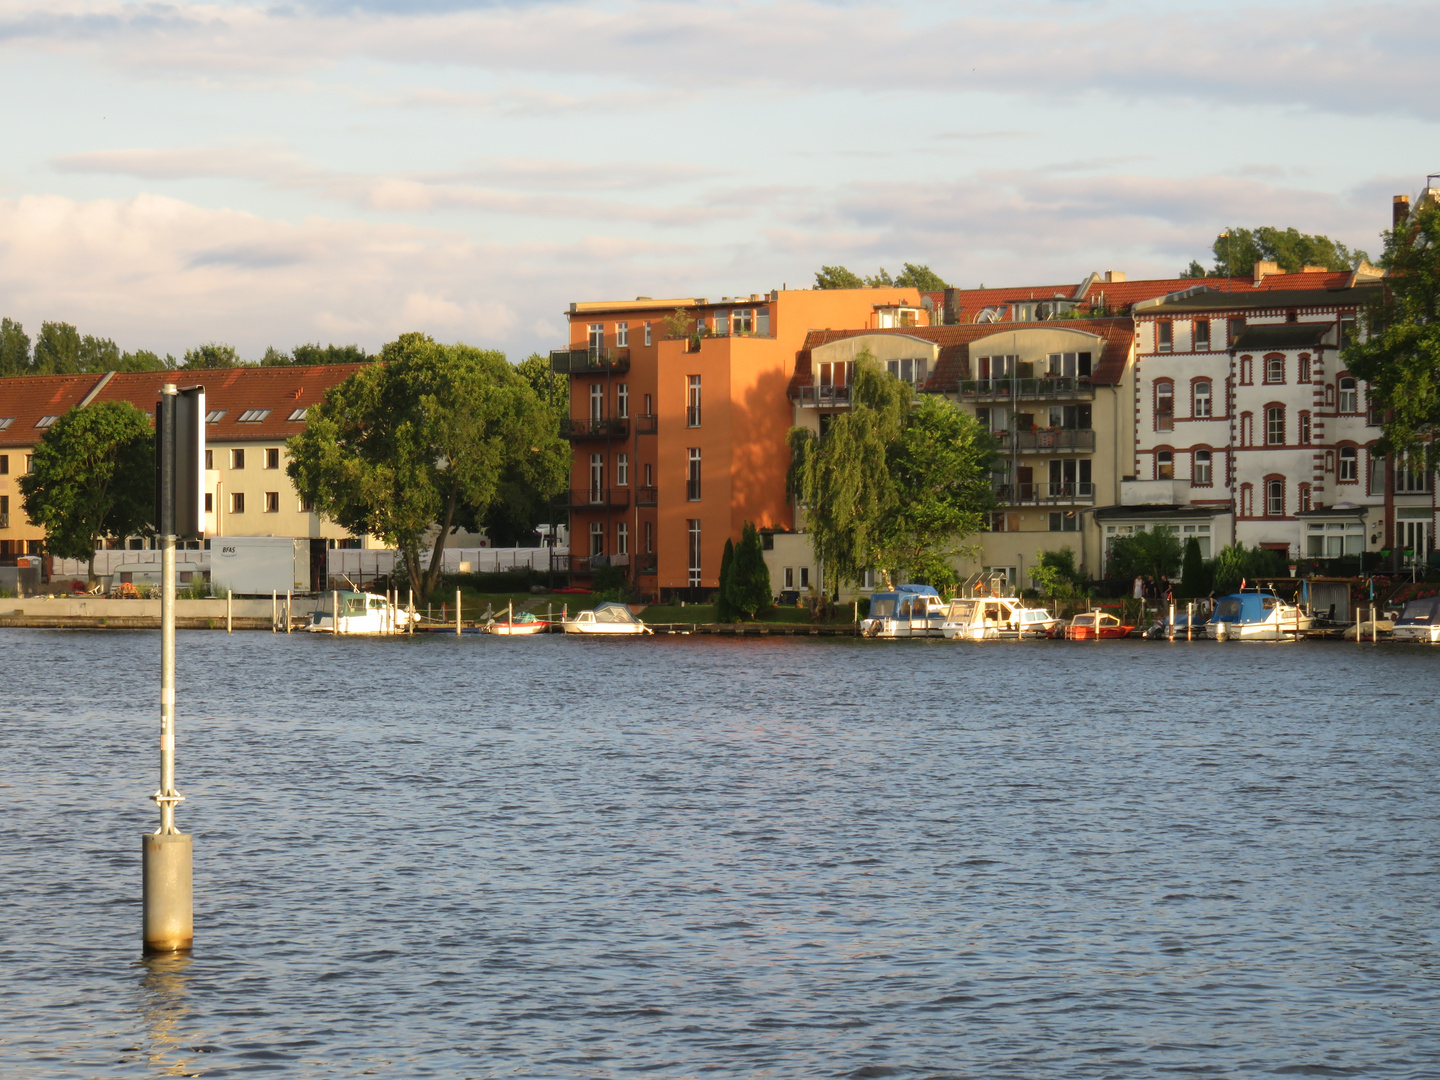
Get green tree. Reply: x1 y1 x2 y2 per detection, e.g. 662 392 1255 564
79 334 121 372
286 332 568 600
0 317 29 376
1208 543 1287 595
1200 226 1370 277
725 521 772 620
184 342 242 369
115 349 173 372
1107 528 1182 583
813 265 865 289
1179 259 1209 279
1179 537 1211 597
293 343 371 365
17 401 154 583
788 354 995 588
893 263 949 290
260 346 291 366
661 307 696 338
716 537 737 621
33 321 82 375
1345 197 1440 472
1031 546 1086 598
515 352 569 414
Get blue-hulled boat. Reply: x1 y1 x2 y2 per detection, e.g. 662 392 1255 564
1206 589 1312 640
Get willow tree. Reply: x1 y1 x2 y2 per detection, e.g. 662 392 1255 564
1345 196 1440 473
788 356 996 590
286 332 569 600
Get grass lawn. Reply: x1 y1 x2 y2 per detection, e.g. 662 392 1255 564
417 589 573 623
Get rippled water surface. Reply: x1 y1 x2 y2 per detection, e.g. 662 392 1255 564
1 628 1438 1078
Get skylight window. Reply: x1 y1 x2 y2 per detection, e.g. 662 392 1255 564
237 409 271 423
36 415 59 428
287 407 308 421
206 409 227 423
0 418 13 430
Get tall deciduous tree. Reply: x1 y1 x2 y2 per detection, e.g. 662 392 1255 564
18 401 154 583
0 318 30 376
813 265 865 289
788 355 995 589
33 321 82 375
184 342 242 369
1106 529 1182 584
1191 226 1370 278
814 264 950 290
286 332 569 599
515 352 569 414
1345 197 1440 472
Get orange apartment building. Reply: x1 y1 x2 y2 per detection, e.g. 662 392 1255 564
554 287 930 597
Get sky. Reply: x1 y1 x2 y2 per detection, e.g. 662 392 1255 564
0 0 1436 362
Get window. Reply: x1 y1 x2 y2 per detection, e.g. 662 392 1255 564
264 491 279 513
616 384 629 419
1266 406 1285 446
589 454 603 501
1240 412 1253 447
1340 315 1356 346
237 409 270 423
1194 320 1211 351
1194 380 1212 418
1299 411 1311 444
0 418 11 430
203 449 213 471
1049 511 1079 532
1338 376 1358 413
643 393 653 417
1307 520 1365 558
0 454 6 475
1193 449 1212 485
1265 356 1285 383
1227 317 1246 347
204 493 212 513
590 521 604 558
265 448 280 469
818 360 854 387
1157 320 1173 353
784 566 795 589
1155 380 1174 431
733 309 753 334
288 407 308 421
885 357 928 386
686 448 701 501
1265 479 1285 517
1240 483 1253 517
1396 453 1431 493
1339 446 1358 482
686 375 701 427
231 448 245 469
756 307 770 335
1156 451 1174 480
588 323 604 357
299 496 313 513
644 520 654 554
616 453 629 487
616 521 629 556
644 462 653 488
1239 356 1253 385
36 415 59 428
589 383 603 421
1298 483 1312 512
688 519 702 586
1298 355 1311 383
231 492 245 514
25 454 32 473
800 566 810 588
205 409 226 424
616 322 628 347
644 321 652 347
1046 352 1091 378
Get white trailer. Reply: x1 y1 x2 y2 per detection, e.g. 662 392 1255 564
210 537 310 596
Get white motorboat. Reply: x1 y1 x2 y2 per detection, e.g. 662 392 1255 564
1206 589 1313 640
308 590 418 634
1391 596 1440 643
940 596 1059 640
561 601 652 635
487 611 553 635
861 585 947 638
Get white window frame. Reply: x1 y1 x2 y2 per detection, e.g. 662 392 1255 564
616 322 628 347
616 452 629 487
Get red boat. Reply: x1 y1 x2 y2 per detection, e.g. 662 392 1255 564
1059 612 1134 640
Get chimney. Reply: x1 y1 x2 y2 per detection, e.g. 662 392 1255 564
1104 270 1126 283
1253 260 1279 286
1394 194 1411 230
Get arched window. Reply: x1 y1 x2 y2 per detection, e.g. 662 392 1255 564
1325 383 1335 408
1338 376 1358 413
1299 354 1312 382
1240 483 1254 517
1240 412 1253 447
1338 445 1358 482
1266 405 1285 446
1193 448 1213 486
1239 355 1253 385
1155 380 1174 431
1194 379 1212 418
1299 411 1311 444
1156 450 1174 480
1265 478 1285 517
1265 355 1285 383
1298 483 1312 513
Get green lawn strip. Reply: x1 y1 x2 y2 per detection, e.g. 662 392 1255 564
418 590 568 622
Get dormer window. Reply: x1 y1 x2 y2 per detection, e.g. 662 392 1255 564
885 357 928 387
205 409 227 423
35 415 59 428
288 407 308 421
0 418 14 430
237 409 271 423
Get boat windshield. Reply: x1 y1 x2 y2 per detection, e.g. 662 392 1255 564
1399 598 1438 623
1217 599 1242 619
1074 614 1095 627
343 598 366 615
946 599 976 621
871 598 896 618
592 603 636 624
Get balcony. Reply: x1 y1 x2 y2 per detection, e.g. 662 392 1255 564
995 429 1096 453
795 385 852 408
636 486 658 507
550 347 631 375
993 482 1095 506
564 488 631 510
560 417 628 440
553 552 651 575
957 377 1094 402
635 414 658 435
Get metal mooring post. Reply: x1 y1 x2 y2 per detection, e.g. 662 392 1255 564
144 382 201 955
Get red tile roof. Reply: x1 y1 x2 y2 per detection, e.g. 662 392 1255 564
794 318 1136 395
0 365 368 447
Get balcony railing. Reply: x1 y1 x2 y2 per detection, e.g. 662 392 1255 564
995 429 1096 453
564 488 631 509
957 377 1094 401
560 417 628 439
635 414 658 435
636 486 658 506
549 347 631 375
553 552 652 575
795 385 852 407
992 481 1095 505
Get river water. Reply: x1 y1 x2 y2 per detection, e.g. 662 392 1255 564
1 628 1437 1079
